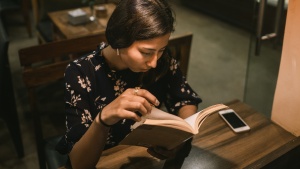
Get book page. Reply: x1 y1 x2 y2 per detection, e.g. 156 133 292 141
198 104 229 130
131 104 228 133
184 111 201 131
147 107 184 121
185 104 229 132
144 119 194 133
131 107 193 131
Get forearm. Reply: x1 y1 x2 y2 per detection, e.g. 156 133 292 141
178 105 197 119
69 113 109 169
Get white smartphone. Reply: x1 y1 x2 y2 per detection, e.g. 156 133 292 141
219 109 250 133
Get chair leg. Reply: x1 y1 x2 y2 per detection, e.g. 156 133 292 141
28 89 47 169
2 101 24 158
3 108 25 158
2 68 25 158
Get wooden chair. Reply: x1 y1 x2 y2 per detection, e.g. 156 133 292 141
168 32 193 77
18 32 193 168
19 33 108 169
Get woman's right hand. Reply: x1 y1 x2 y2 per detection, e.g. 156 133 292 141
98 88 160 126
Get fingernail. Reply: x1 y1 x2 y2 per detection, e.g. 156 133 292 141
155 99 160 106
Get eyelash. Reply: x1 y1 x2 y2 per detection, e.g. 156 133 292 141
142 52 152 56
142 50 165 56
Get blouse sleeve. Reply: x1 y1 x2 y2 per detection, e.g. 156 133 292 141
164 58 202 114
56 59 99 154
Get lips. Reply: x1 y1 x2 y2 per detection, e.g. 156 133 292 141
141 68 150 72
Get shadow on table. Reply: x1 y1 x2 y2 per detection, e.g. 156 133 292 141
120 157 164 169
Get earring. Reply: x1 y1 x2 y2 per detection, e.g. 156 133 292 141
117 48 120 56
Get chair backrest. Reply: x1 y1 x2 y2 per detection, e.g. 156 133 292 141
19 33 107 169
168 32 193 77
19 33 108 88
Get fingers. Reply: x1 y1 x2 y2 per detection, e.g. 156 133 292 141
118 88 159 122
121 109 144 122
125 97 150 116
131 88 160 107
111 95 153 122
147 147 176 160
101 88 160 125
133 87 140 96
153 147 176 158
147 147 168 160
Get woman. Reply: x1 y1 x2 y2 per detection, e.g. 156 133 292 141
56 0 202 168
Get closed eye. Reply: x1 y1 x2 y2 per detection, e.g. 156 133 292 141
140 47 165 56
141 52 153 56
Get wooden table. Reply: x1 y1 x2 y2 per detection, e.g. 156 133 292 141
48 3 116 40
96 100 300 169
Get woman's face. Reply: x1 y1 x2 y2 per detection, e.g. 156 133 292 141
120 33 171 72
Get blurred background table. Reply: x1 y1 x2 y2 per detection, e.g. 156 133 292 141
48 3 116 41
96 100 300 169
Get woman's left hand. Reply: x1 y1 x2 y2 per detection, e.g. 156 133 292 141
147 146 176 160
147 137 193 160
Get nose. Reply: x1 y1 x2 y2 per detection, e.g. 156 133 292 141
146 55 158 68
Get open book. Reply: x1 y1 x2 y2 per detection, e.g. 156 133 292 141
119 104 228 150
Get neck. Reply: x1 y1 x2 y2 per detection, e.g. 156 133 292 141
102 46 126 70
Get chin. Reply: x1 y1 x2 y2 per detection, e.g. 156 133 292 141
141 69 151 72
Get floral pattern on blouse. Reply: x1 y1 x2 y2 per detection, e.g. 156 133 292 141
56 42 202 154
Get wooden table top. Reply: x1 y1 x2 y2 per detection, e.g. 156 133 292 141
48 3 116 40
96 100 300 169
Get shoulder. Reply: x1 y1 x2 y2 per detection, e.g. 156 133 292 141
66 42 108 71
65 52 106 75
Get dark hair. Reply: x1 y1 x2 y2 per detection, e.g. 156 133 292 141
105 0 176 86
106 0 175 49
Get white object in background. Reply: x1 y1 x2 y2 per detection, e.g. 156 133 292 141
68 9 89 25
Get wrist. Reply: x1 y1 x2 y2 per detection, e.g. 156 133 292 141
96 110 113 128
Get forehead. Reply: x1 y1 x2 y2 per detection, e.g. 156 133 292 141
131 33 171 49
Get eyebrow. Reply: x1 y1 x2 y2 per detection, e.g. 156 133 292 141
141 45 167 51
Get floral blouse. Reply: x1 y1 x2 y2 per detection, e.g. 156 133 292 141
56 42 202 154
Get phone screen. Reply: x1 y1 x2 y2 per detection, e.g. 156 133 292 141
222 112 247 128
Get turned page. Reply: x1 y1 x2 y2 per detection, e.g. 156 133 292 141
131 104 228 133
147 107 184 121
185 104 229 132
131 107 193 132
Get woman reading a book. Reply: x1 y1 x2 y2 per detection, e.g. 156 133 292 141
56 0 202 168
